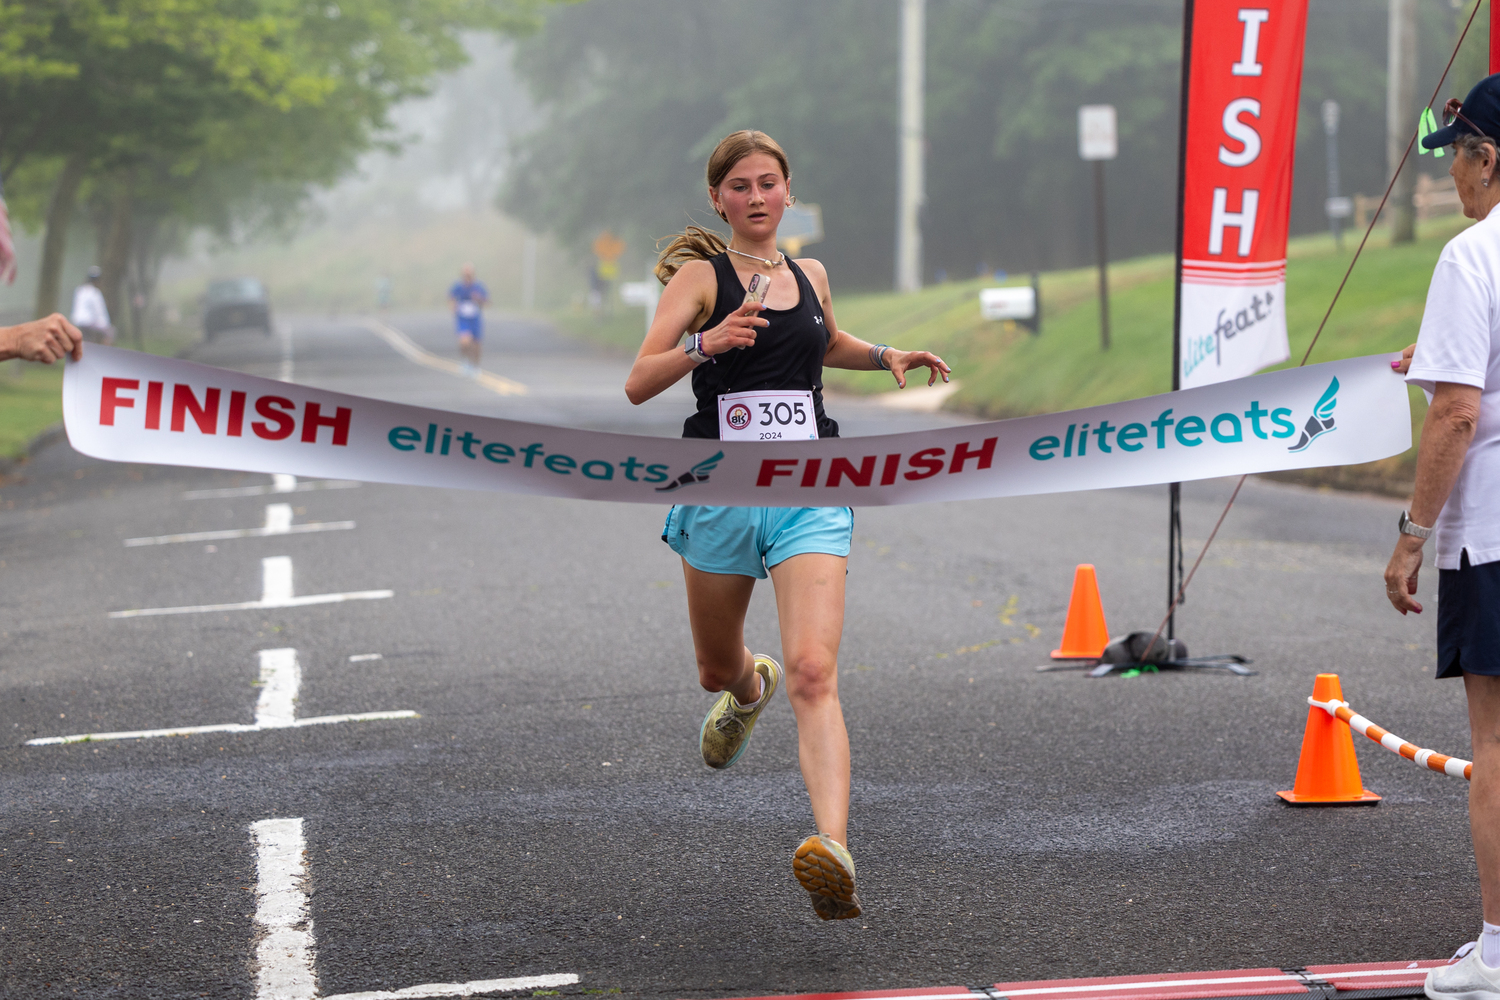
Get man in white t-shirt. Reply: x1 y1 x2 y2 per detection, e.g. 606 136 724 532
70 265 114 345
1389 74 1500 1000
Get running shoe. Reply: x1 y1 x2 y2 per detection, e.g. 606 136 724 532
793 834 862 921
699 653 781 770
1427 941 1500 1000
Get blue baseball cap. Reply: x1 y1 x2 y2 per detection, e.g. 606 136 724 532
1424 73 1500 149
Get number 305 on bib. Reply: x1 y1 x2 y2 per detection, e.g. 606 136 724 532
717 389 819 442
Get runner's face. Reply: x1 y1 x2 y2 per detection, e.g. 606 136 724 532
712 153 788 241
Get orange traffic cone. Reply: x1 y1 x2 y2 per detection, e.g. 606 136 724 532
1277 673 1381 806
1051 564 1110 660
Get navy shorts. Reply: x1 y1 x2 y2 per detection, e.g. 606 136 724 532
1436 550 1500 678
662 505 853 579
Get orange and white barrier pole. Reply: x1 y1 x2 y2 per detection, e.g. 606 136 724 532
1309 696 1473 780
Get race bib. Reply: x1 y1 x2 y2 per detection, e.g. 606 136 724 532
457 301 479 318
718 389 818 441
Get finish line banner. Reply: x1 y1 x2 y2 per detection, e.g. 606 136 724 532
63 346 1410 507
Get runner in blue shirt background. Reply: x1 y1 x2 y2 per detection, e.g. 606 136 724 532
448 263 489 374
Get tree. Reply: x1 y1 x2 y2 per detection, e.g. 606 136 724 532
503 0 1461 290
0 0 552 323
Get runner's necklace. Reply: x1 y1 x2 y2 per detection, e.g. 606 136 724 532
725 247 786 268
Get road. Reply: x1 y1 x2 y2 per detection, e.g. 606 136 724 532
0 312 1476 1000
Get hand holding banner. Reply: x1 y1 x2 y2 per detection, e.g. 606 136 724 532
63 346 1410 507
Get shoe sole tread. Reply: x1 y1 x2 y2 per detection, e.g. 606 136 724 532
793 837 862 921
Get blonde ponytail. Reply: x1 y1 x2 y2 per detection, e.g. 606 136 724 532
654 225 728 285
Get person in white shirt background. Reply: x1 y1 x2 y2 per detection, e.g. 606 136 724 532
71 265 114 345
1388 74 1500 1000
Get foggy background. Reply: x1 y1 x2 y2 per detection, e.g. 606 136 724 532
1 0 1479 324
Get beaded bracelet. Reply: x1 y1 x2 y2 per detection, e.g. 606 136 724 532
684 331 715 365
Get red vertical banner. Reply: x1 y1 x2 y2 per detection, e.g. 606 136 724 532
1177 0 1309 389
1491 0 1499 74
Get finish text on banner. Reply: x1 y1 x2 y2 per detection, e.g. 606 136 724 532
63 346 1409 507
1179 0 1309 389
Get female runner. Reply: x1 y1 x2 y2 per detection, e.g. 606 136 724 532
624 130 950 921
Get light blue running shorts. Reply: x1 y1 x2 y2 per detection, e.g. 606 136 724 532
662 505 854 579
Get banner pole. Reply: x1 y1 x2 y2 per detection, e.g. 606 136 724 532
1167 0 1195 640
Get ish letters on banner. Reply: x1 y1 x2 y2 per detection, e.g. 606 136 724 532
1179 0 1309 389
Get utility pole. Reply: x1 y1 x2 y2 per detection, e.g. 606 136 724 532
895 0 925 294
1387 0 1417 243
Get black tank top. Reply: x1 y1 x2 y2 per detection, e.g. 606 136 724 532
681 253 839 440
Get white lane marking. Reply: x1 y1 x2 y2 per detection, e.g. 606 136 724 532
25 649 417 745
28 721 261 744
349 654 383 662
322 974 581 1000
25 711 418 746
1304 968 1444 981
279 327 295 384
274 473 297 493
363 318 527 396
256 649 300 728
108 556 392 618
251 817 319 1000
124 504 355 546
265 503 293 532
263 556 294 603
1002 975 1301 996
182 480 362 500
245 818 577 1000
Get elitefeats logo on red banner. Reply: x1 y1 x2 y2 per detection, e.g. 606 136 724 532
1178 0 1307 389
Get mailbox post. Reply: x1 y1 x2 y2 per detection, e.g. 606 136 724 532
1079 105 1117 351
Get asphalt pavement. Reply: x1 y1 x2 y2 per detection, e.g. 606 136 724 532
0 311 1478 999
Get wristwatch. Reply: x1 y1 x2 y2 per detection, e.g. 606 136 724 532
684 332 714 365
1398 509 1433 540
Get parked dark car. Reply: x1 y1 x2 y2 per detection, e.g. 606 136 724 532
204 277 272 338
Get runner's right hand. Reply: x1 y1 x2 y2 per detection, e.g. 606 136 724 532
700 303 766 356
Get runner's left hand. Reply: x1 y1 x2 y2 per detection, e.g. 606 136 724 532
887 349 951 389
